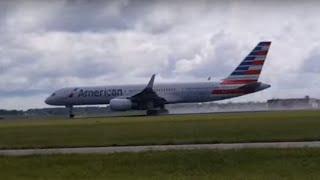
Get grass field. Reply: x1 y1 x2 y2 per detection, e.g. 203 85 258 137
0 148 320 179
0 110 319 149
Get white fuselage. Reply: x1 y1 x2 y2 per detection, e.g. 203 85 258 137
45 81 259 106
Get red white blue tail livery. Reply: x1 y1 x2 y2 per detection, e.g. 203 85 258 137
212 41 271 98
222 41 271 85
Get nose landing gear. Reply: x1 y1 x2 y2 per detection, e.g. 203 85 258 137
66 105 75 118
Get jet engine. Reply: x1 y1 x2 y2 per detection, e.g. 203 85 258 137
109 98 132 111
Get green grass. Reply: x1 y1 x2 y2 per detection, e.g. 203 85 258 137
0 111 320 149
1 148 320 179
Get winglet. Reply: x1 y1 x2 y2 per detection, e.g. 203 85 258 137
146 74 156 89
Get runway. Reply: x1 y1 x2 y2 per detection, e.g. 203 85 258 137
1 141 320 156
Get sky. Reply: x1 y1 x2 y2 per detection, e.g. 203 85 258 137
0 0 320 110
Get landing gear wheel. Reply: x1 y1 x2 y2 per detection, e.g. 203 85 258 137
66 105 75 119
146 109 169 116
159 108 169 114
146 109 159 116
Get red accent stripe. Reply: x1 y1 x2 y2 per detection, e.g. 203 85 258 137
255 51 268 55
245 70 261 75
222 79 257 85
212 89 244 94
253 60 264 65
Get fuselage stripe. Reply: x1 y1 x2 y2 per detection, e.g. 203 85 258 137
221 79 257 85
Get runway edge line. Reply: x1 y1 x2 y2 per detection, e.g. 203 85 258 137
1 141 320 156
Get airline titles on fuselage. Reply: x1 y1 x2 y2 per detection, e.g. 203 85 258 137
78 89 123 97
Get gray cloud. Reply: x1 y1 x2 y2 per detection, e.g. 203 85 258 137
45 1 133 32
302 49 320 74
0 0 320 109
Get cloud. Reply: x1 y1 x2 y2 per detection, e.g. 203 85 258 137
0 0 320 109
302 48 320 74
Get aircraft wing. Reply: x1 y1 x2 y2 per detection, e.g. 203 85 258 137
129 74 167 110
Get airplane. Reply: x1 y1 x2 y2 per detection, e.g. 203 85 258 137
45 41 271 118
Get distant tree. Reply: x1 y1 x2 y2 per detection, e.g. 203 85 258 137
0 109 24 115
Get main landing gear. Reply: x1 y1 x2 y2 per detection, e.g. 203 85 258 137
146 108 169 116
66 105 75 118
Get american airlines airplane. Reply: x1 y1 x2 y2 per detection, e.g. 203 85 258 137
45 41 271 118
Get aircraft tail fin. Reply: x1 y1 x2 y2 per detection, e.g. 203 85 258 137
221 41 271 85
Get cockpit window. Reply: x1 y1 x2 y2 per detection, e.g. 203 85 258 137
51 93 56 97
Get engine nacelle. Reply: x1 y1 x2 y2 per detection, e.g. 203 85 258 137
109 98 132 111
